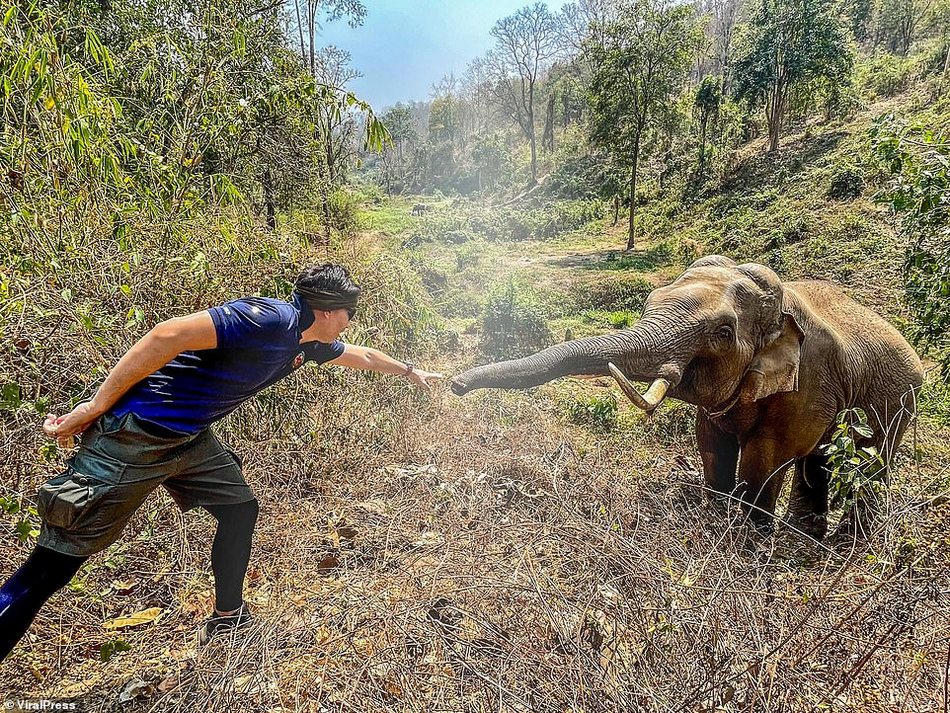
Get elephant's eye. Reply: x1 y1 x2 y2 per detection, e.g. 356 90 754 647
716 325 735 341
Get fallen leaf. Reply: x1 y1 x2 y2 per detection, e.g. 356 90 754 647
118 677 151 703
103 607 164 630
337 523 359 540
356 499 389 515
317 554 340 575
112 579 138 595
411 532 444 548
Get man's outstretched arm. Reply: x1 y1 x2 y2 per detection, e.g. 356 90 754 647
327 344 442 390
44 311 218 444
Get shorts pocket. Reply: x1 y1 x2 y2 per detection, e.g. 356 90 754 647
37 461 125 531
223 446 243 469
99 412 130 437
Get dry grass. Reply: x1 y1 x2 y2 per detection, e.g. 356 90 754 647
2 204 949 712
3 380 948 711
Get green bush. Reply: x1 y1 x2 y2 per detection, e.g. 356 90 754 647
478 282 553 360
461 201 604 242
918 374 950 427
606 310 636 329
820 408 886 509
574 275 654 312
826 167 865 200
857 54 915 100
567 393 619 431
327 189 361 233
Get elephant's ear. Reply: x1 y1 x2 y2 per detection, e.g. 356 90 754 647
740 312 805 402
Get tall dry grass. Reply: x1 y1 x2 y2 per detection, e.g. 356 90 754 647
1 206 949 711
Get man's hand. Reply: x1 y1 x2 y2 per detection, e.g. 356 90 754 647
406 368 443 391
43 402 103 448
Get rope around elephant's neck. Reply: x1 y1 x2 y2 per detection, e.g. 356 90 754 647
704 392 742 420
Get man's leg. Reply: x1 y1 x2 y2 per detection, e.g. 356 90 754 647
0 546 87 661
203 500 259 614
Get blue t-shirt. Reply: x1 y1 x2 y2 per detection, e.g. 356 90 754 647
111 294 344 434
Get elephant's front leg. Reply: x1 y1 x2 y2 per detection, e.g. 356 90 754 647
696 411 739 497
736 434 798 533
787 453 830 539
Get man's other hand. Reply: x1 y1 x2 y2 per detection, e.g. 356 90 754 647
43 402 103 448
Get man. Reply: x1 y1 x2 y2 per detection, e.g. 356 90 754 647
0 263 441 660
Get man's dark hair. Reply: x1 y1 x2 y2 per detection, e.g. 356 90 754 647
294 263 361 310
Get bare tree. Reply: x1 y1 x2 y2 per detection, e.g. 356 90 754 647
486 2 563 185
289 0 367 75
701 0 744 91
313 46 362 185
557 0 620 55
462 57 497 138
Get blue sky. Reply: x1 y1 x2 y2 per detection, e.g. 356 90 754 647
319 0 568 112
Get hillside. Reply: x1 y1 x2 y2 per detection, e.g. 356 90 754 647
2 75 949 712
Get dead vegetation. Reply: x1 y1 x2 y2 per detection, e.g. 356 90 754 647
2 204 949 712
2 375 949 711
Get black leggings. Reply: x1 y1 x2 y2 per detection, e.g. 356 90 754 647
0 546 87 661
0 498 259 661
204 499 259 612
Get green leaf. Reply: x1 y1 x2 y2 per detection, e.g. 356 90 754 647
100 638 132 662
15 519 39 542
0 383 22 410
853 424 873 438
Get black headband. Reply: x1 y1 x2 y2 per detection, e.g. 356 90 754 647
294 286 360 311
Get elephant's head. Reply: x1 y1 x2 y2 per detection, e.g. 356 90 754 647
451 255 805 413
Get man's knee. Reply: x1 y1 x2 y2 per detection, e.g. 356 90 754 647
205 499 259 530
240 498 260 526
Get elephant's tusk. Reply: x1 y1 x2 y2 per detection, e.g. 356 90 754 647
608 363 669 412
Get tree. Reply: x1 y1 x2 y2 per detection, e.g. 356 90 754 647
586 0 698 250
486 2 562 185
310 46 363 231
291 0 366 76
700 0 744 92
733 0 852 154
428 93 459 183
874 0 934 55
695 75 722 176
872 116 950 374
379 104 416 194
843 0 875 42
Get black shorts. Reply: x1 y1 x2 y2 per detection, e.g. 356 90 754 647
37 412 254 557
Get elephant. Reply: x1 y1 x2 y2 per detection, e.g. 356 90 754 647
451 256 923 538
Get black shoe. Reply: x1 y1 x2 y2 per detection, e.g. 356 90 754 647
199 602 253 644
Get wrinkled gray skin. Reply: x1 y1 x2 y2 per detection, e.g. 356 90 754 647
452 256 924 537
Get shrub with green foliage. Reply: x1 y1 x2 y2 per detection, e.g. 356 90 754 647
856 53 916 99
826 167 866 200
575 276 654 313
820 408 886 510
328 189 362 233
479 283 553 360
871 114 950 372
566 393 619 431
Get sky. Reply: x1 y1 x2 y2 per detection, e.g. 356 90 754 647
318 0 568 112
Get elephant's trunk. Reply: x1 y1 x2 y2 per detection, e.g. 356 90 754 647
451 318 695 400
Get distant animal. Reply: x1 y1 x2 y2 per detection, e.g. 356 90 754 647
452 255 923 538
411 203 430 216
